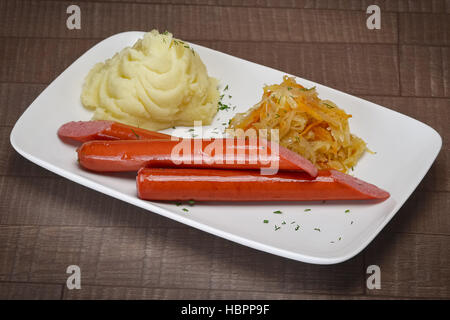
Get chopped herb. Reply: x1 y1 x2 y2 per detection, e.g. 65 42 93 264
182 208 189 212
188 128 195 132
224 85 229 91
188 200 195 206
287 87 292 91
275 114 280 118
338 237 342 241
220 94 224 100
222 122 227 126
273 210 282 214
291 221 296 224
175 202 182 206
282 221 286 225
263 219 269 224
172 126 176 129
304 208 311 212
351 166 354 171
345 209 350 213
351 221 354 225
314 228 321 232
228 95 232 98
330 241 335 244
192 134 198 138
162 30 169 35
324 103 334 109
130 129 140 139
295 225 300 231
218 102 230 110
274 225 281 231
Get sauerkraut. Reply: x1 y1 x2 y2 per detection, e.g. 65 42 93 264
228 76 367 172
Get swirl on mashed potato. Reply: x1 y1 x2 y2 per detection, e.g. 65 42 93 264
81 30 220 130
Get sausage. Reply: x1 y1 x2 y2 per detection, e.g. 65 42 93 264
58 120 171 142
136 168 390 201
77 138 318 176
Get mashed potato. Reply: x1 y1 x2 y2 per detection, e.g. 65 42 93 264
81 30 220 130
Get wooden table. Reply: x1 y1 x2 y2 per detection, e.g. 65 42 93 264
0 0 449 300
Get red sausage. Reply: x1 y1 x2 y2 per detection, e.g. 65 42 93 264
58 120 171 142
77 138 318 177
136 168 390 201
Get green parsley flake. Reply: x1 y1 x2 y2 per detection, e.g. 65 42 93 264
130 129 140 139
304 208 311 212
218 102 230 111
274 225 281 231
295 225 300 231
314 228 321 232
345 209 350 213
263 220 269 224
273 210 282 214
182 208 189 212
188 200 195 206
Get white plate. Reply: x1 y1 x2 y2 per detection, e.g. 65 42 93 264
10 32 442 264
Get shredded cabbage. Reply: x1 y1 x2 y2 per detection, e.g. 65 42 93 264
228 76 367 172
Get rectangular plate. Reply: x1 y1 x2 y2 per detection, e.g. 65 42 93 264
10 32 442 264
